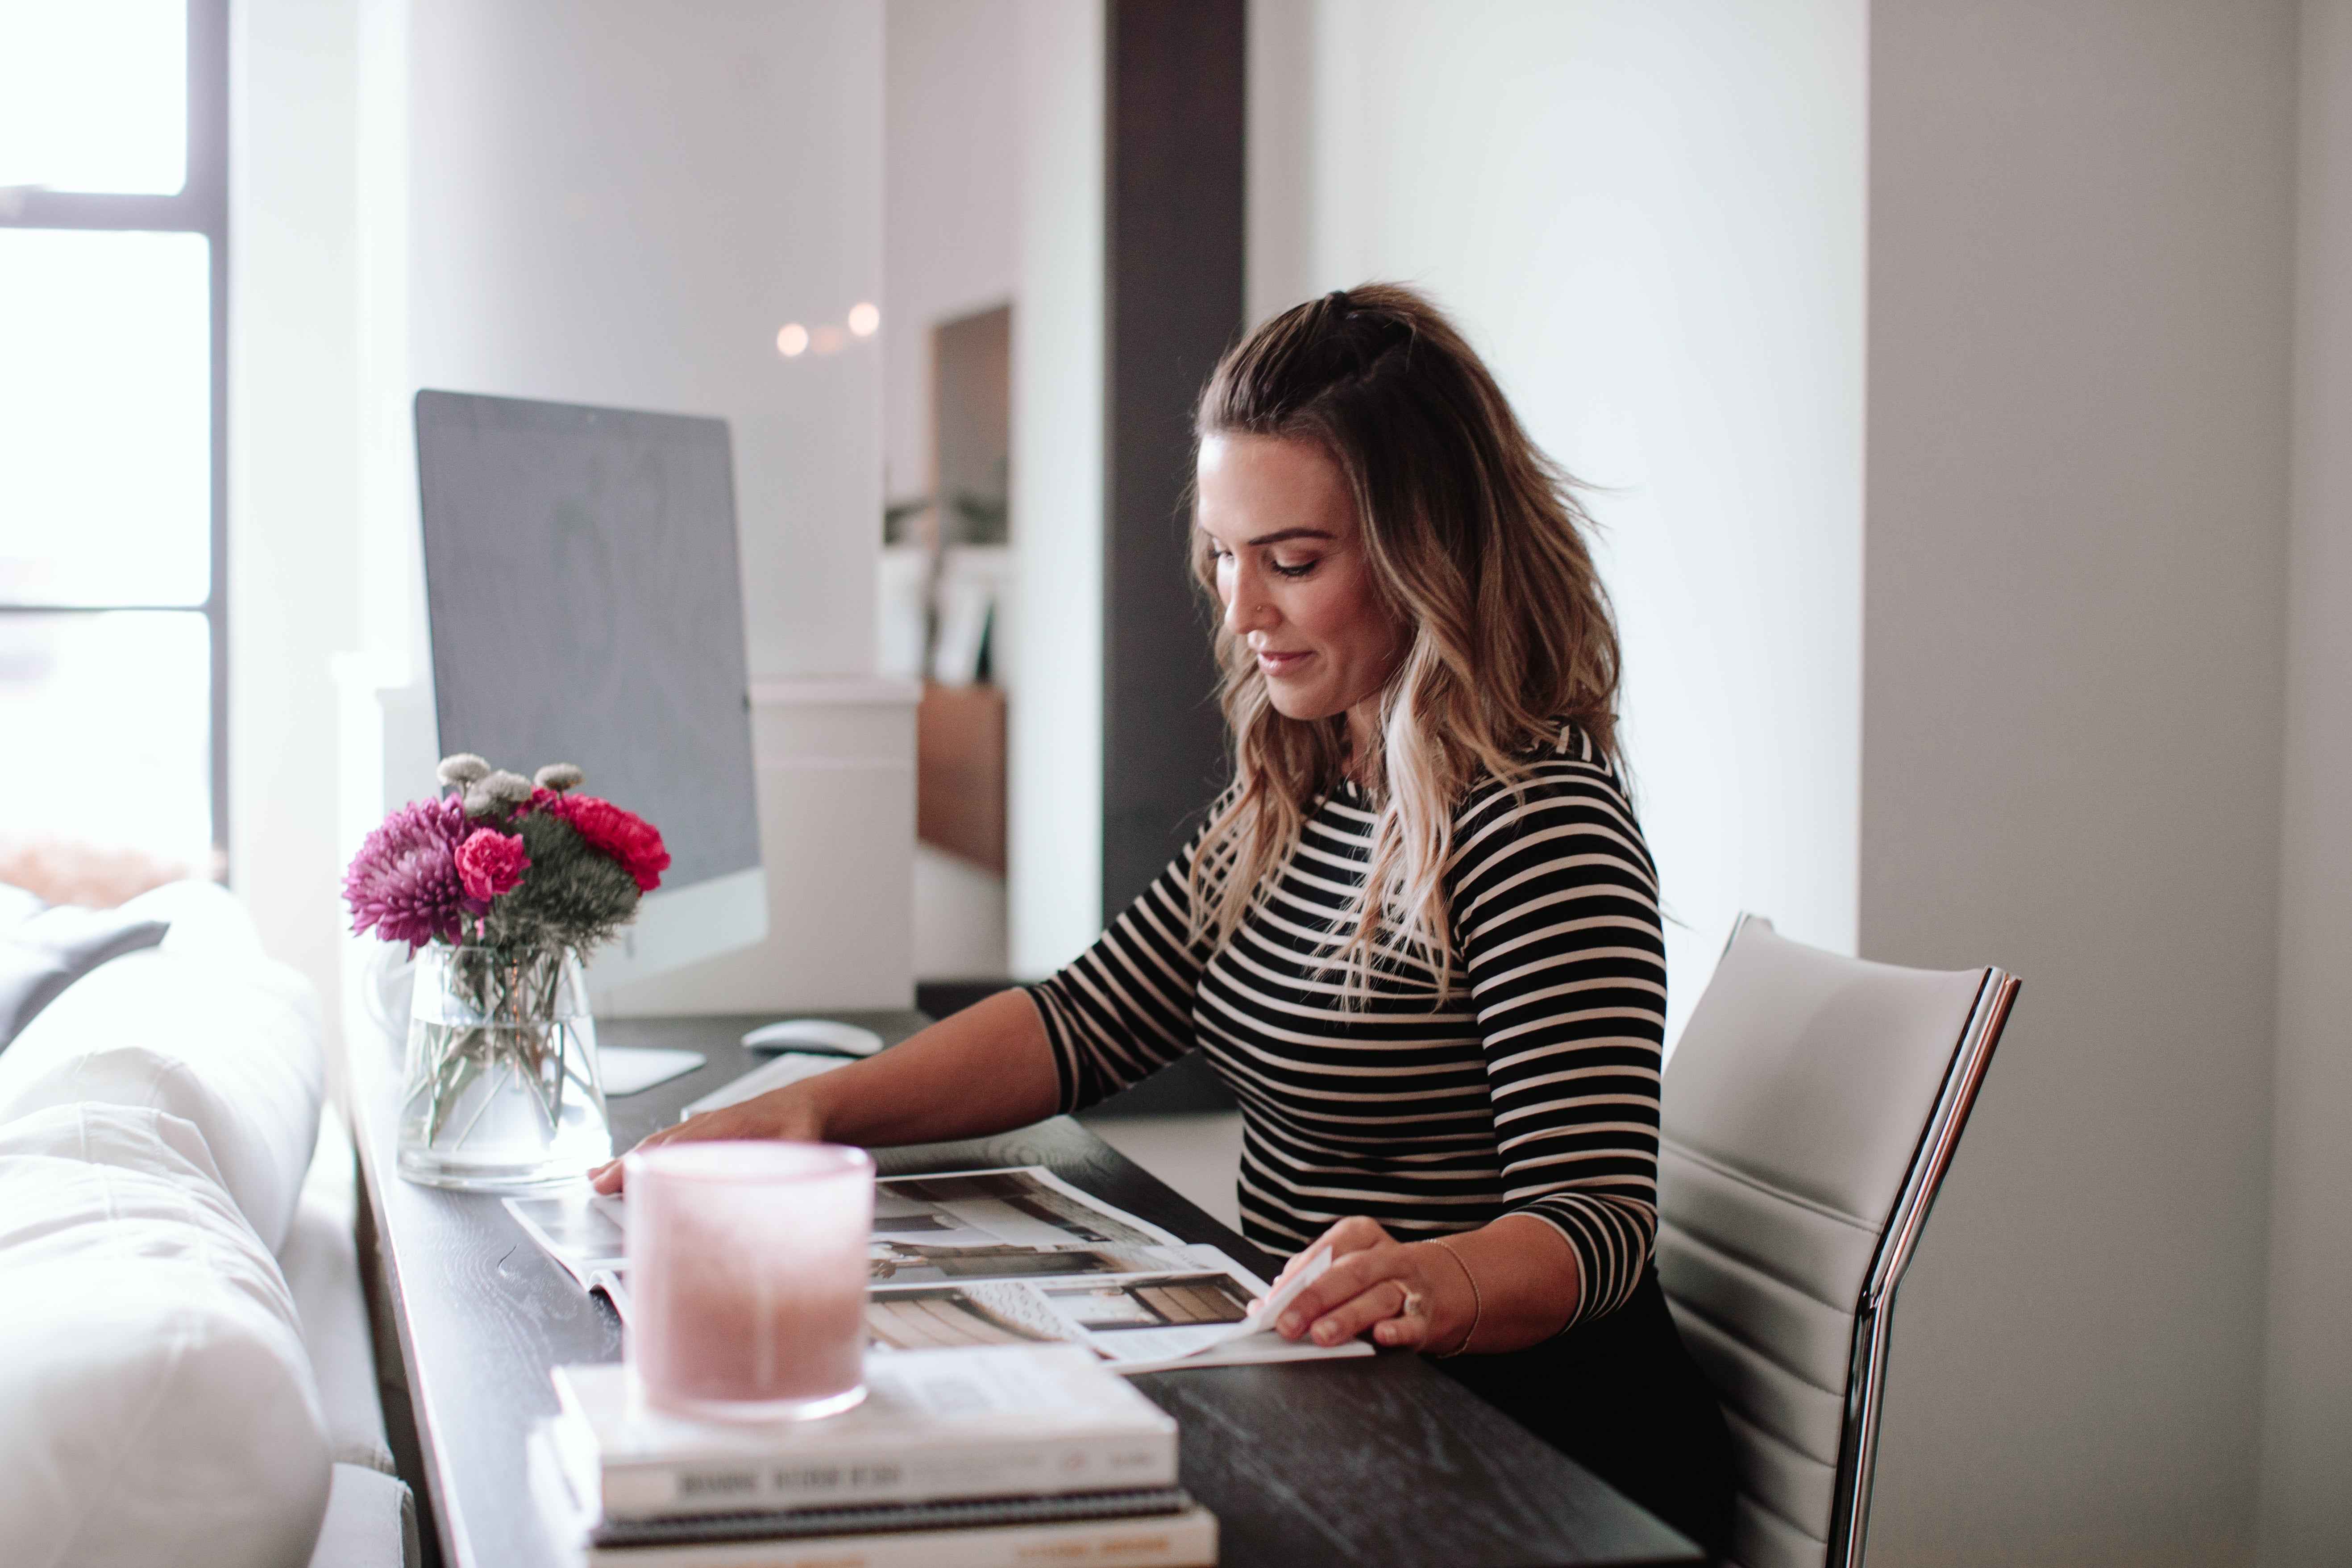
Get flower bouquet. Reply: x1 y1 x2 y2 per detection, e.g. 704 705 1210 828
345 756 670 1190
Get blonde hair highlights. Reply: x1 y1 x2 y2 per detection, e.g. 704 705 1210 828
1186 284 1624 997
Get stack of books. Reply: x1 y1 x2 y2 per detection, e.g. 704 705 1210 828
537 1344 1218 1567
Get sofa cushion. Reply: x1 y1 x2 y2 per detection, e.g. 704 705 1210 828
0 903 171 1050
307 1464 420 1568
282 1106 396 1475
0 1102 332 1568
0 920 324 1252
116 878 270 964
0 881 43 927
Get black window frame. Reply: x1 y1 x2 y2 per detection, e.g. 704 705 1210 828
0 0 231 871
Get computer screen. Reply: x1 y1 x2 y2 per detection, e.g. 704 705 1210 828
414 390 767 990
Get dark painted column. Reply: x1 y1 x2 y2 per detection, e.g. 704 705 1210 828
1101 0 1247 919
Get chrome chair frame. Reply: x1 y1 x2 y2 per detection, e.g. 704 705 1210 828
1823 948 2016 1568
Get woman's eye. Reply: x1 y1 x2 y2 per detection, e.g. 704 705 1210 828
1271 557 1318 579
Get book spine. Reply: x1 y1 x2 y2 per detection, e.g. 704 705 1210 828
585 1507 1218 1568
600 1434 1181 1520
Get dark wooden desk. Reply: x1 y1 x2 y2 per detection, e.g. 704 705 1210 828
349 1012 1702 1568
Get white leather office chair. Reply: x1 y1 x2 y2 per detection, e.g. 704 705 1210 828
1658 916 2018 1568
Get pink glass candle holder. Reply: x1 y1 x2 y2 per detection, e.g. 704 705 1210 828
623 1141 874 1421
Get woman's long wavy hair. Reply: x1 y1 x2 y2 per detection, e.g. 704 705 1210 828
1185 283 1624 997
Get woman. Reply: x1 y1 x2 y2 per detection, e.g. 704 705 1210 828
597 284 1733 1550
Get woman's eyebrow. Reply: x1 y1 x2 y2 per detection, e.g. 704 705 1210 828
1242 527 1338 546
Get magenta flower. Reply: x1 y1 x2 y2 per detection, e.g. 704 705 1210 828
343 794 472 951
455 828 530 903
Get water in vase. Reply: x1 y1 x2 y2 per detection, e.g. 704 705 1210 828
397 945 612 1190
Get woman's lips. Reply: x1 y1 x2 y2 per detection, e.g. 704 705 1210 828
1255 649 1313 676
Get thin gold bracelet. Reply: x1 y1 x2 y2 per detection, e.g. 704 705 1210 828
1428 1237 1481 1358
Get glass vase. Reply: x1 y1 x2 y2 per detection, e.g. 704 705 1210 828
396 944 611 1191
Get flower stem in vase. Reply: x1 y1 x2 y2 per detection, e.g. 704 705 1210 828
394 943 609 1190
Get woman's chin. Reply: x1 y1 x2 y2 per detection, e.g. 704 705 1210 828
1262 683 1343 723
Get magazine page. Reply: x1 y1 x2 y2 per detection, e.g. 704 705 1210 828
506 1165 1371 1371
506 1187 628 1289
868 1164 1185 1261
866 1249 1369 1373
509 1164 1189 1288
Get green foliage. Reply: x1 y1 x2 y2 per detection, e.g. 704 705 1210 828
480 811 640 952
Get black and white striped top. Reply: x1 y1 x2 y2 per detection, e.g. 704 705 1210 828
1026 724 1666 1331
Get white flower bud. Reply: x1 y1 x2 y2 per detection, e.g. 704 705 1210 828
464 770 534 817
534 763 585 792
437 753 492 788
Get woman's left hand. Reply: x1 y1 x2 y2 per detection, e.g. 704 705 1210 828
1261 1215 1476 1353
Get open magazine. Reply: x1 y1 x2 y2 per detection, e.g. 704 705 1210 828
505 1164 1370 1375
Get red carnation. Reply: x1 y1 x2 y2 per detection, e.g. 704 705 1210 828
455 827 531 903
544 794 670 893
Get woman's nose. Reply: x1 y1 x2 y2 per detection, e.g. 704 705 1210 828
1224 565 1275 637
1224 588 1267 639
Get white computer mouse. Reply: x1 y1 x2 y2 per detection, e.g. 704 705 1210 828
740 1018 886 1057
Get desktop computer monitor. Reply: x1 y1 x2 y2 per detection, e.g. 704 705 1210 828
414 390 767 996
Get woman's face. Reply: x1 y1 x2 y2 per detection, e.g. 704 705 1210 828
1196 433 1408 729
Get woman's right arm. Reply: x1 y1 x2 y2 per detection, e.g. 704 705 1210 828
592 803 1231 1195
589 989 1058 1192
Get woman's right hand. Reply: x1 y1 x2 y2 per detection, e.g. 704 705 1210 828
587 990 1063 1196
588 1086 826 1194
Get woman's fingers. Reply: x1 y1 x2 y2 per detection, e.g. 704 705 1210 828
1264 1223 1465 1352
587 1090 819 1193
1369 1286 1438 1351
1309 1277 1426 1348
1275 1226 1408 1339
590 1122 689 1193
589 1111 717 1192
1267 1215 1388 1293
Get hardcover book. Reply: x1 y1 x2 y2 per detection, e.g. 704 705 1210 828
588 1487 1194 1550
553 1345 1180 1521
579 1503 1218 1567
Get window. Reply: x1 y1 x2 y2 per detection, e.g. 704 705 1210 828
0 0 227 875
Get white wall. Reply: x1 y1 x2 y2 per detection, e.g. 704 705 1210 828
297 0 912 1011
1004 0 1105 977
593 681 916 1015
396 0 883 683
883 0 1022 980
912 842 1010 976
2260 3 2352 1560
1861 4 2296 1562
883 0 1020 505
229 0 366 1049
1252 0 1867 1046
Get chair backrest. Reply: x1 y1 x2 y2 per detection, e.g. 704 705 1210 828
1657 916 2017 1568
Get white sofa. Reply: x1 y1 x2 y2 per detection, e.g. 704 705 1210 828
0 882 417 1568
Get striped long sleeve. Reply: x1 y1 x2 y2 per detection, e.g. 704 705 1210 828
1024 724 1666 1332
1442 737 1666 1325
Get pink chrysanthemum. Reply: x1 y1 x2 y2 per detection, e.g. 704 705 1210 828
344 794 472 951
455 827 530 903
542 794 670 893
